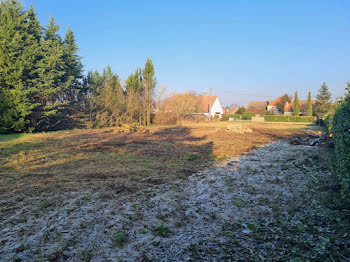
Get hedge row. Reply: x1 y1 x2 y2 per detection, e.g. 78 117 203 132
332 92 350 199
324 113 334 133
221 113 256 121
263 115 316 122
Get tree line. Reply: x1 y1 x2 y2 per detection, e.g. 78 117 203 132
86 61 156 128
0 0 156 133
245 82 333 119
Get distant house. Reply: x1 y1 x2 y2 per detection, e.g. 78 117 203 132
225 107 239 115
267 96 283 114
284 100 314 115
197 95 224 118
247 101 268 114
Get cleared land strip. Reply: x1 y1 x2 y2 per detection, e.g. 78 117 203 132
1 135 347 261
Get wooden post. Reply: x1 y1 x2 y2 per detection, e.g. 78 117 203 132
209 88 212 122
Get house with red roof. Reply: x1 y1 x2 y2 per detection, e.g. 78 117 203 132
225 107 239 114
267 96 283 114
284 100 314 115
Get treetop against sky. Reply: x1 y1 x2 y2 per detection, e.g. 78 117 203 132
17 0 350 105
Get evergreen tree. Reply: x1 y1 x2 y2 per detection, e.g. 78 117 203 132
24 5 43 130
142 58 156 126
314 82 332 119
35 16 68 130
63 27 83 101
125 68 143 124
0 0 37 132
26 5 42 42
86 67 126 127
306 91 313 116
0 1 85 132
23 5 42 88
293 91 300 116
0 0 157 132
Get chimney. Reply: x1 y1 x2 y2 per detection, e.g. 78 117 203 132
267 97 271 105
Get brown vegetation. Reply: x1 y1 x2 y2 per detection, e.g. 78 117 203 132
0 122 308 199
247 101 267 114
153 93 220 125
154 93 200 124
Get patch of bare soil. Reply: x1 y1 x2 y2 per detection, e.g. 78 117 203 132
1 136 347 261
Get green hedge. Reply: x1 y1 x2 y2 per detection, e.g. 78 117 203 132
221 112 256 121
332 92 350 199
324 113 334 133
0 127 9 134
263 115 316 122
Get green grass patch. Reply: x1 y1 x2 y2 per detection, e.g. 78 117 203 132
154 224 169 237
111 231 128 246
0 133 30 142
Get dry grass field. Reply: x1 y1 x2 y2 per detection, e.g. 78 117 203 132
0 122 307 196
2 122 348 261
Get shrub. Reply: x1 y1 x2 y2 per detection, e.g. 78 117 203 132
221 115 229 121
236 106 246 114
324 112 334 133
181 114 208 123
153 112 177 125
263 115 315 123
332 89 350 199
264 110 274 115
154 224 169 237
239 112 256 117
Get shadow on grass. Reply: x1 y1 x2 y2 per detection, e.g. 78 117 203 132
0 126 214 197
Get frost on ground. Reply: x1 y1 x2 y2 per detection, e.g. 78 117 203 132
0 139 346 261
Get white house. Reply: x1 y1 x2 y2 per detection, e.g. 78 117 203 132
198 95 224 118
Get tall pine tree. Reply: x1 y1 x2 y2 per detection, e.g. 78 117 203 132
0 0 40 132
142 58 156 126
23 5 42 88
35 16 68 130
306 91 313 116
293 91 300 116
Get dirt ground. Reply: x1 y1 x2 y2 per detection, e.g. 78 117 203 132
1 122 348 261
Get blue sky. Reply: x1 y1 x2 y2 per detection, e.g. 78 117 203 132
24 0 350 106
